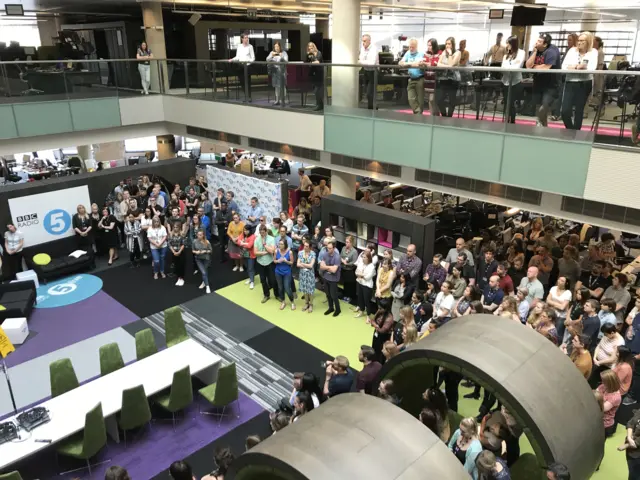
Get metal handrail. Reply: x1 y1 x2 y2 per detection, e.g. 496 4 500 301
0 58 635 76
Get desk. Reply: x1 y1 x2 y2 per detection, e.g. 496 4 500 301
622 255 640 276
0 338 220 470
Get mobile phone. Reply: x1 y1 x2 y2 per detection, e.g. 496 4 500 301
582 59 589 65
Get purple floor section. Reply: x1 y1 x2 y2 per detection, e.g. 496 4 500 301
10 392 263 480
6 290 139 368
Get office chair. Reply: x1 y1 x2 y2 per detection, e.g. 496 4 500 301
16 64 43 96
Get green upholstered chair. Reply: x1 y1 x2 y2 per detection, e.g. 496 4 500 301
135 328 158 360
0 471 24 480
118 384 152 447
155 366 193 429
164 306 188 347
99 342 125 376
198 362 240 425
57 402 109 476
49 358 79 398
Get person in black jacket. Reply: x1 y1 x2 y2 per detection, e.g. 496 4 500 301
306 42 324 111
214 201 232 263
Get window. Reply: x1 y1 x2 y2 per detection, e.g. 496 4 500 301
124 136 157 152
208 31 216 51
185 137 200 150
62 147 78 155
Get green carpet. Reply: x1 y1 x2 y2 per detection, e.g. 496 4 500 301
217 279 372 368
218 279 628 479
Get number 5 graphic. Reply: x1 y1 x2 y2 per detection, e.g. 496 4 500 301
44 209 71 236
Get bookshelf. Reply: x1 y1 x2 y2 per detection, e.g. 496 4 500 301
545 30 634 64
321 195 436 264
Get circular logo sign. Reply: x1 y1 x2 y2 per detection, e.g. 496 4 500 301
35 274 103 309
43 209 71 236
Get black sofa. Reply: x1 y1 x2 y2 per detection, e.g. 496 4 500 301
0 280 36 323
23 236 94 283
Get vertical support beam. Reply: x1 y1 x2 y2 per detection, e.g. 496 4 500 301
141 1 168 93
331 0 360 108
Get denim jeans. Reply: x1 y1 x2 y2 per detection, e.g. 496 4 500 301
245 257 255 283
195 257 210 286
275 271 293 302
151 247 167 274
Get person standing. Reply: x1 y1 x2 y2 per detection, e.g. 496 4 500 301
266 41 288 106
319 240 342 317
359 34 378 110
355 251 376 322
525 33 561 127
436 36 461 118
420 38 442 116
215 202 232 264
136 41 153 95
340 236 358 304
561 31 598 130
484 33 505 65
501 35 525 124
3 223 23 280
275 239 295 311
238 225 256 289
229 32 255 102
168 223 186 286
399 38 425 115
254 225 278 303
72 204 93 250
98 207 118 265
306 42 324 111
298 239 317 313
192 230 212 294
246 197 264 229
227 212 245 272
147 217 167 280
124 213 143 269
370 303 395 364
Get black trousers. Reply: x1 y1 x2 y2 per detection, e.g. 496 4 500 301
256 262 278 298
217 225 227 262
562 80 592 130
4 251 23 280
312 81 324 108
325 279 340 312
172 252 185 277
589 364 608 389
442 370 463 412
238 64 252 100
627 454 640 480
356 283 374 315
363 70 375 109
436 80 458 117
505 434 521 467
129 241 141 264
503 82 524 124
342 268 356 299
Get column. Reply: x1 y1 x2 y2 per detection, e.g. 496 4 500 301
331 171 356 199
316 19 330 40
331 0 360 108
156 135 175 160
141 2 168 92
76 145 91 172
580 11 599 32
38 15 62 47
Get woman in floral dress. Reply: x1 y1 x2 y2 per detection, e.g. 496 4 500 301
297 238 317 313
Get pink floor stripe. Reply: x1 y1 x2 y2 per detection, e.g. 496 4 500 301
394 108 629 137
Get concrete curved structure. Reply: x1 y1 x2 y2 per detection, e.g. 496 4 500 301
227 393 470 480
378 314 604 480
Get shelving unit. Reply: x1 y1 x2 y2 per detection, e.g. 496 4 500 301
321 194 436 264
545 30 634 64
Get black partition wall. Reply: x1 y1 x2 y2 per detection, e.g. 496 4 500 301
0 157 194 229
377 315 605 480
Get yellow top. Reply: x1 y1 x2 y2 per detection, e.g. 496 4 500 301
227 221 245 239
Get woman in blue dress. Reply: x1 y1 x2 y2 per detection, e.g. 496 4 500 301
297 238 317 313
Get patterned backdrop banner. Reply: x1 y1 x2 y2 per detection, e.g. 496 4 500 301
206 166 284 225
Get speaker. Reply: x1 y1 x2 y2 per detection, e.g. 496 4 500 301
188 13 201 26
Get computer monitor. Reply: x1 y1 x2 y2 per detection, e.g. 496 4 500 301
413 195 422 209
23 46 35 55
379 52 395 65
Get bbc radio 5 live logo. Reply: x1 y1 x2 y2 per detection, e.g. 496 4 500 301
43 209 72 236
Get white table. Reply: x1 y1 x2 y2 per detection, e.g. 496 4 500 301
0 338 221 470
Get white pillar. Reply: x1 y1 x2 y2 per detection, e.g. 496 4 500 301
331 171 357 199
76 145 91 172
331 0 360 108
38 16 62 47
141 2 168 92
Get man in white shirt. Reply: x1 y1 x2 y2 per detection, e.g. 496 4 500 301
4 223 24 280
229 32 255 102
359 34 378 110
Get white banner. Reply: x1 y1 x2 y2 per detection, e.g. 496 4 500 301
8 185 92 247
206 166 283 226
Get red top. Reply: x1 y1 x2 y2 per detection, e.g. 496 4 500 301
614 362 633 395
423 50 442 89
493 271 514 295
237 233 256 259
597 384 621 428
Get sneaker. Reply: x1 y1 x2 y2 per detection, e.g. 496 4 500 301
175 279 181 286
194 270 199 275
623 396 638 406
244 279 250 285
199 282 205 289
178 279 184 286
250 282 254 290
280 302 286 310
261 296 270 304
291 303 296 311
324 309 334 316
239 267 244 272
232 266 239 272
535 120 543 127
302 304 309 312
354 312 363 318
206 286 211 294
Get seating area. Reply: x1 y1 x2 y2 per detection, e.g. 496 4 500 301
23 237 94 283
0 281 35 324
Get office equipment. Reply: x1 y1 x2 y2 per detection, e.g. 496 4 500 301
0 422 18 445
23 47 35 56
4 4 24 15
0 339 221 470
511 5 546 26
17 407 50 432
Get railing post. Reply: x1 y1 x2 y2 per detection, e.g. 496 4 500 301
373 68 378 111
184 61 189 96
243 63 249 103
212 61 217 100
